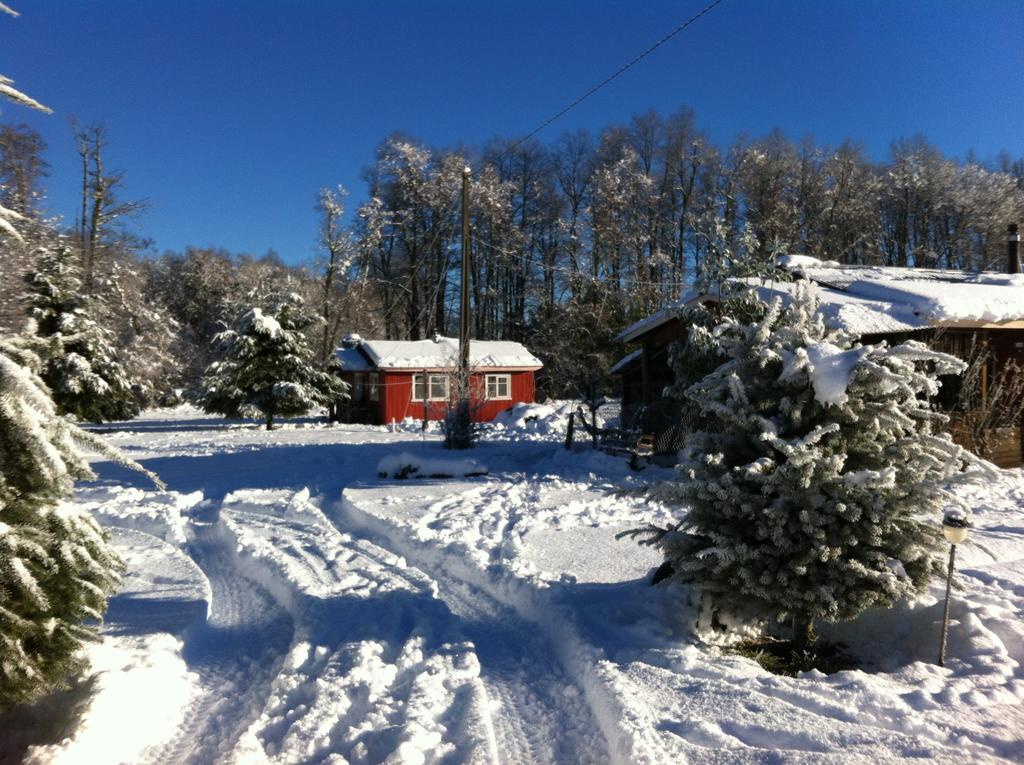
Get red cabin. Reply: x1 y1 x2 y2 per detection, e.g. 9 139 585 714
334 335 543 425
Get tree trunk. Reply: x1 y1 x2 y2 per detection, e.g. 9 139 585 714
793 613 816 650
266 411 274 431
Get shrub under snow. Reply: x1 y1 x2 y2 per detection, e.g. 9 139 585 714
377 451 489 479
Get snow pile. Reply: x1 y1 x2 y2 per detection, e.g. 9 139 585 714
377 450 489 479
489 400 577 439
72 485 202 546
492 401 558 429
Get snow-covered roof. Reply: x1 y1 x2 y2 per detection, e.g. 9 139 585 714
791 260 1024 327
615 289 701 343
337 336 542 370
742 279 930 335
609 348 642 375
336 345 373 372
617 261 1024 344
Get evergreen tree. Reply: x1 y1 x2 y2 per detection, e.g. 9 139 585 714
24 243 139 422
0 337 161 705
634 283 981 647
665 280 778 406
201 293 348 430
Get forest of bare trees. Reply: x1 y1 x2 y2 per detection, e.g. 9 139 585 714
2 106 1023 405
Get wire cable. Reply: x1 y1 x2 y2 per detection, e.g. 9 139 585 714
503 0 726 156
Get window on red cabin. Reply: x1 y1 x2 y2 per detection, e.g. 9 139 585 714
352 373 364 400
368 373 379 402
485 373 511 400
412 374 449 401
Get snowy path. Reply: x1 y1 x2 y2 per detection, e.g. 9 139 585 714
11 408 1024 764
140 503 295 765
432 578 607 765
325 493 611 765
213 489 501 764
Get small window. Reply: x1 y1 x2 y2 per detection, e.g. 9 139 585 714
352 373 364 401
486 373 511 400
413 374 449 401
430 375 448 400
368 373 379 402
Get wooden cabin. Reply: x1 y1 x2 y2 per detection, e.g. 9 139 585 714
613 251 1024 467
334 335 542 425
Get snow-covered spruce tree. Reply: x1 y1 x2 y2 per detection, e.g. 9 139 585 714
665 282 772 406
23 242 140 422
639 283 980 648
0 337 161 705
201 293 348 429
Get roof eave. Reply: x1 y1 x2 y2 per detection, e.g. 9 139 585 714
377 364 543 372
616 295 706 344
930 319 1024 330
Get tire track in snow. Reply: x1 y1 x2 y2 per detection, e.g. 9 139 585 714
441 578 607 765
214 490 500 764
331 499 610 765
139 504 294 765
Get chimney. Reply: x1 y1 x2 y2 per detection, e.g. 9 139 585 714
1009 224 1021 274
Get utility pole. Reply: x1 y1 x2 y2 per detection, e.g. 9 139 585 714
459 167 471 377
446 166 475 450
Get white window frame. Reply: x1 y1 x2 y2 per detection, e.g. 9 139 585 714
368 372 379 402
412 373 449 402
485 373 512 400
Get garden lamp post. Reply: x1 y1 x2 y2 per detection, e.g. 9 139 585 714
938 510 970 667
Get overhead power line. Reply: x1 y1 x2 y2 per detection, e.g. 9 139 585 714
503 0 726 156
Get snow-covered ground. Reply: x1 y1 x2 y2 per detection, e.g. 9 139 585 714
2 404 1023 764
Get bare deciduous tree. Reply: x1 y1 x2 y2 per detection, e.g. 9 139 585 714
315 185 354 364
72 119 148 293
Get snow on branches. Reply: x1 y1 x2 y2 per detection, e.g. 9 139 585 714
23 243 140 422
0 337 160 705
639 282 988 645
201 293 348 429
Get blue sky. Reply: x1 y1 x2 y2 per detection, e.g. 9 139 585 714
3 0 1022 264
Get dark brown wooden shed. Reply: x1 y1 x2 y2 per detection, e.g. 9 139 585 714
613 260 1024 466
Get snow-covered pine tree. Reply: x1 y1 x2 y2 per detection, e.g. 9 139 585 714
660 246 785 443
640 282 981 648
201 293 348 429
23 241 140 422
665 282 771 406
0 336 161 705
101 257 184 408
